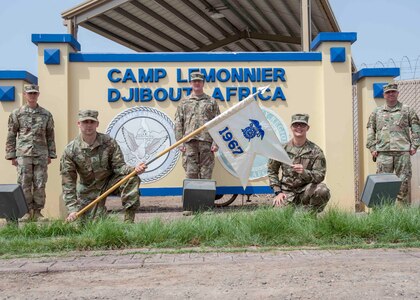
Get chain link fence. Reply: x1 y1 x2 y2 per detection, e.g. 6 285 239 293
397 79 420 112
397 80 420 206
352 85 361 208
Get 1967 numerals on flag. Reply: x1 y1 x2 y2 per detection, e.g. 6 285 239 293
218 126 244 155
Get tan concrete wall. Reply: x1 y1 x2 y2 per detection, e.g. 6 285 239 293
1 34 362 218
313 42 355 211
67 60 323 188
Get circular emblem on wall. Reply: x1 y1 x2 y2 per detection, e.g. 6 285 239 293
106 107 179 184
216 107 290 180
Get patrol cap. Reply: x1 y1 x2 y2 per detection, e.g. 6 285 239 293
383 83 398 93
78 110 99 122
190 72 204 81
23 84 39 93
291 113 309 125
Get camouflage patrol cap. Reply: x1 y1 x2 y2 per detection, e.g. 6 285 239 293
383 83 398 93
78 110 99 122
23 84 39 93
190 72 204 81
291 113 309 125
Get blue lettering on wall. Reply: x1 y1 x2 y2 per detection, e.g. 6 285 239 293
274 68 286 81
226 87 237 101
217 69 231 82
272 87 286 101
155 68 167 82
122 88 134 101
108 86 286 102
155 88 168 101
108 88 120 102
122 69 136 83
202 69 216 82
212 88 225 101
176 69 188 83
168 87 182 101
140 88 152 102
107 67 288 102
108 69 121 83
238 87 250 100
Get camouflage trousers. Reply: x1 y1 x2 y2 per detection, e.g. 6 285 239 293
182 140 215 179
376 151 411 204
78 173 140 218
283 183 331 212
16 156 48 210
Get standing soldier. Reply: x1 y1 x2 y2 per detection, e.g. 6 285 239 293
267 114 330 212
174 71 221 179
5 84 56 221
366 83 420 204
61 110 146 223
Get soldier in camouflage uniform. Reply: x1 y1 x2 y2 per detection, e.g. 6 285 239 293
174 72 221 179
366 83 420 204
5 84 56 221
267 114 330 212
60 110 146 223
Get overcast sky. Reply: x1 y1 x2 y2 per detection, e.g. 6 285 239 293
1 0 419 79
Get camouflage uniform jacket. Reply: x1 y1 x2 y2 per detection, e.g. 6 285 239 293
60 133 134 213
366 101 420 152
174 93 220 143
5 104 56 159
267 139 327 193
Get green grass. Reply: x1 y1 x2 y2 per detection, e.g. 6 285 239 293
1 205 419 256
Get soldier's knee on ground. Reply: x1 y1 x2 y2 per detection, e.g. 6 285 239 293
310 184 330 212
315 185 331 201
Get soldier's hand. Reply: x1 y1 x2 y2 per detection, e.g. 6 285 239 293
178 145 186 152
211 145 219 152
135 163 147 174
11 158 17 166
48 158 52 165
410 149 417 156
292 164 304 174
66 212 78 222
371 151 379 158
272 193 287 207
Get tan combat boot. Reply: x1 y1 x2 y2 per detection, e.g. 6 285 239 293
32 210 47 222
124 210 136 223
20 209 34 222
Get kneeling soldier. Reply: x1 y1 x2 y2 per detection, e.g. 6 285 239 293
267 114 330 212
60 110 146 223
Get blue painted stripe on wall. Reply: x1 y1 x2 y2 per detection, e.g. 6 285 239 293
32 34 81 51
310 32 357 50
352 68 400 84
0 70 38 84
69 52 322 62
139 186 273 196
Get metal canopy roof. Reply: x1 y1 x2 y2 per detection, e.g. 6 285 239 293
62 0 340 53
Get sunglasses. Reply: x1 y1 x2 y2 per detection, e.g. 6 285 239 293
27 92 39 95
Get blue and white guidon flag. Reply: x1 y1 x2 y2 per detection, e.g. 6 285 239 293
206 86 292 189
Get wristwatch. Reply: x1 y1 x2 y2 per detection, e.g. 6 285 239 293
274 190 282 196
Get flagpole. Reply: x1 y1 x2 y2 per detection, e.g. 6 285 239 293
72 86 269 221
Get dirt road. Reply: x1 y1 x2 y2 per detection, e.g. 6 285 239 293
1 248 420 299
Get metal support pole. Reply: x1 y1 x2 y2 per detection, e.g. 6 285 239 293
301 0 312 52
63 18 78 40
